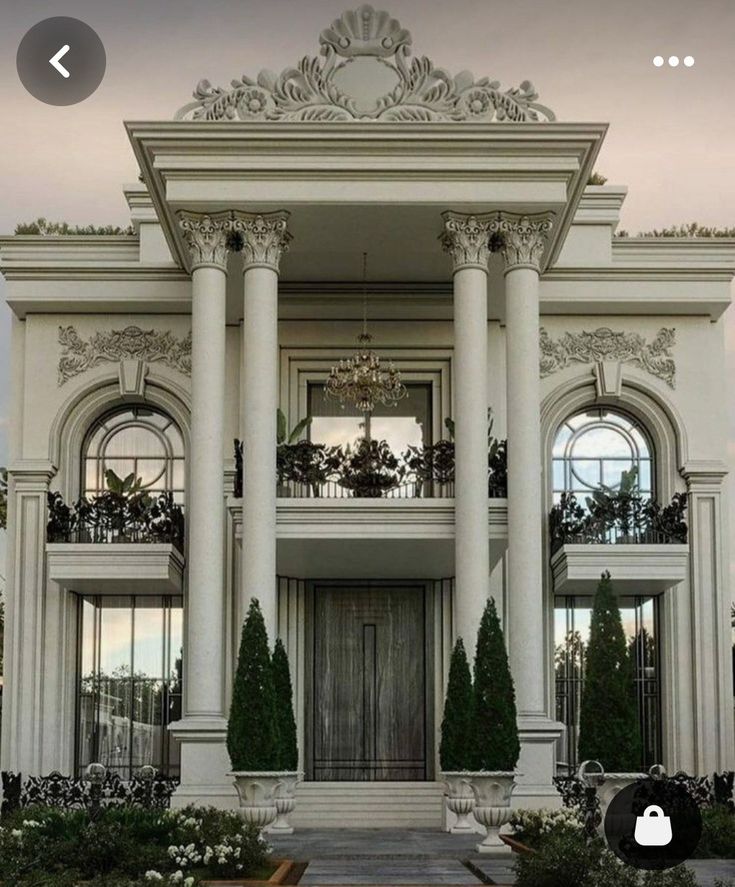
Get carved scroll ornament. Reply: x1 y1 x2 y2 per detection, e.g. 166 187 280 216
539 327 676 388
58 325 192 385
175 5 555 123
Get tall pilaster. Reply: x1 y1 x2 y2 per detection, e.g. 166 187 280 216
493 212 561 796
681 461 735 772
234 212 291 641
171 211 231 803
441 213 492 651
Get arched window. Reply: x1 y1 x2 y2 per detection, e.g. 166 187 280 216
552 407 653 503
83 407 185 504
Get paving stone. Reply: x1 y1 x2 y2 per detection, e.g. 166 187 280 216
300 856 481 885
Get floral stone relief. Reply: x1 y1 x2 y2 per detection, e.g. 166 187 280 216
539 327 676 388
57 325 192 385
175 4 555 123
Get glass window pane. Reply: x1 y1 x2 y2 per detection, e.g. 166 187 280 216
134 601 164 679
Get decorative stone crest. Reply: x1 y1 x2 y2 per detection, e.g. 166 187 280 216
232 212 292 272
175 5 555 123
440 213 494 271
490 214 554 272
58 325 192 385
539 327 676 388
178 211 231 269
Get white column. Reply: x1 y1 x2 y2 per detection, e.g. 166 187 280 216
234 212 291 641
493 213 560 797
441 213 492 650
171 212 231 803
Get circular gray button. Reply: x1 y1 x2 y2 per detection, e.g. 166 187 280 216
17 17 106 106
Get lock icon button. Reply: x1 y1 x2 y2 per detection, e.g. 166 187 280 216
634 804 672 846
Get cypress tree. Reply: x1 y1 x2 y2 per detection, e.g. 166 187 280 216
439 638 474 771
227 598 279 771
471 598 520 771
272 638 299 770
578 572 642 771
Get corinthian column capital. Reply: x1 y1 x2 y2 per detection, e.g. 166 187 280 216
490 213 554 273
178 211 232 271
440 212 494 272
232 211 292 273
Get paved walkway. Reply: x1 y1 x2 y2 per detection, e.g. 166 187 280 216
269 830 735 886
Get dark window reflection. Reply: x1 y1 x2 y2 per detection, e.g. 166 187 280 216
76 595 183 779
554 595 661 771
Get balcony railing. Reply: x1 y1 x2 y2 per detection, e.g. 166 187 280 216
47 490 185 551
549 490 688 555
234 437 508 500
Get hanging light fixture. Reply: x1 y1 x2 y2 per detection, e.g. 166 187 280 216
324 253 407 422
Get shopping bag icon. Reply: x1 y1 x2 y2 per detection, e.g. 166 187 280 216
634 805 672 846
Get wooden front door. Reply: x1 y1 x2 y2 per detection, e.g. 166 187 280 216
308 585 429 781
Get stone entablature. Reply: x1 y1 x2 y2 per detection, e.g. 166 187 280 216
175 5 555 124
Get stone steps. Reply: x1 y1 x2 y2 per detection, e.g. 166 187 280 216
292 782 445 828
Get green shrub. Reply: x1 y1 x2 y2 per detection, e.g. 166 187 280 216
642 868 697 887
508 807 584 848
578 572 642 771
0 804 268 886
694 804 735 858
439 638 474 771
272 637 299 770
471 598 520 771
227 597 279 771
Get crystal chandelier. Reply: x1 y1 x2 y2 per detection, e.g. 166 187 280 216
325 253 407 421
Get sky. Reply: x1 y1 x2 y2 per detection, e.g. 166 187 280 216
0 0 734 584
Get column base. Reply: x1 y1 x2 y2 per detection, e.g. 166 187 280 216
169 717 238 809
512 714 565 809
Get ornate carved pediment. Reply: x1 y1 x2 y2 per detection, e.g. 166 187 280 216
175 5 554 123
58 326 192 385
539 327 676 388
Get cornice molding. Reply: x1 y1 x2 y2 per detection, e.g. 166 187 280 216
175 5 554 124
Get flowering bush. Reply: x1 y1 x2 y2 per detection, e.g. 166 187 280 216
509 807 584 848
0 804 270 886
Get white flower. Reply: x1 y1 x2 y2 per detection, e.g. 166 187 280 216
184 879 195 887
169 872 184 885
11 829 22 838
145 873 164 883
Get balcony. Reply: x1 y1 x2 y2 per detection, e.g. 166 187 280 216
549 490 689 593
234 436 508 500
46 484 185 594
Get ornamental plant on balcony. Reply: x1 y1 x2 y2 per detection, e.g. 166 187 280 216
439 638 476 832
336 437 405 497
468 597 521 853
578 572 643 776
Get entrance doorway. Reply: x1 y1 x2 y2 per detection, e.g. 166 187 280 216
306 583 432 781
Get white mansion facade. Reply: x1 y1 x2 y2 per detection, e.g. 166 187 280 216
1 7 733 826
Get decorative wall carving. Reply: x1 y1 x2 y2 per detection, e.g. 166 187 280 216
539 327 676 388
58 326 192 385
175 5 555 123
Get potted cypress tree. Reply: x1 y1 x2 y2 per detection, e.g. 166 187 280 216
468 598 521 855
577 572 645 818
268 638 303 834
439 639 477 833
227 598 284 829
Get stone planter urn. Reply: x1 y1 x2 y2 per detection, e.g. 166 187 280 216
578 760 647 833
469 771 517 855
267 771 304 835
440 772 476 834
231 772 283 829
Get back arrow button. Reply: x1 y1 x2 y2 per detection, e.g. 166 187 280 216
49 44 71 78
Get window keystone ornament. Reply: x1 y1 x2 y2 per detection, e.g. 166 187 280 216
539 327 676 388
232 211 292 272
178 211 232 270
175 5 555 123
441 213 494 271
489 213 554 272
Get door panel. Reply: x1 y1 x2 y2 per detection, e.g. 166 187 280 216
311 585 426 781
